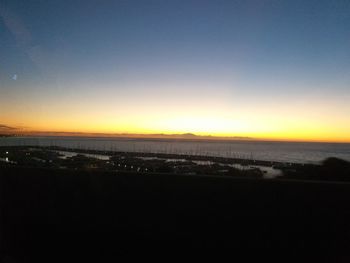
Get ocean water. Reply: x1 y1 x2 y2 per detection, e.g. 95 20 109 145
1 136 350 164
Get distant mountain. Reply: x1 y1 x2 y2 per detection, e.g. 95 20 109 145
17 130 253 141
181 133 196 137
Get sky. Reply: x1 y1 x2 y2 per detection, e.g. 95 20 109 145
0 0 350 142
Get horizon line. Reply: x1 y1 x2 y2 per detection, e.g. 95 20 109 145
2 130 350 144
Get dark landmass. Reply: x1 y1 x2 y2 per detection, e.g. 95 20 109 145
283 157 350 182
0 134 15 137
1 146 350 261
1 165 350 262
1 147 350 261
11 130 255 141
0 124 17 131
1 146 350 182
0 146 269 179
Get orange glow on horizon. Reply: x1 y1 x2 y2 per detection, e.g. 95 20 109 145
3 116 350 143
2 88 350 143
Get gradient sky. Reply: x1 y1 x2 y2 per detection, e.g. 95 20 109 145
1 0 350 142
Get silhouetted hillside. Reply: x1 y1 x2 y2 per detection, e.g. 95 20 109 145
283 157 350 182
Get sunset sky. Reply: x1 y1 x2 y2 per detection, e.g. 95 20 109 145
1 0 350 142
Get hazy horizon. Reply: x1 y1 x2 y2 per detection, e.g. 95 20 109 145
2 129 350 144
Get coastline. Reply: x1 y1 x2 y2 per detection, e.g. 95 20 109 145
1 136 350 164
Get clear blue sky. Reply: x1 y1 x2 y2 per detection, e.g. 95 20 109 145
1 0 350 141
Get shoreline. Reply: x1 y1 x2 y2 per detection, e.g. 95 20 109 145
2 137 350 164
1 145 350 182
0 143 306 169
38 145 303 168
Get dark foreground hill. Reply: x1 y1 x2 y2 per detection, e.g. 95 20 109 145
1 166 350 262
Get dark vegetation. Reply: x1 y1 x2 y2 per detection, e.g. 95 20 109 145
283 157 350 181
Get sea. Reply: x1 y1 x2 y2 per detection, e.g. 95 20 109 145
1 136 350 164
